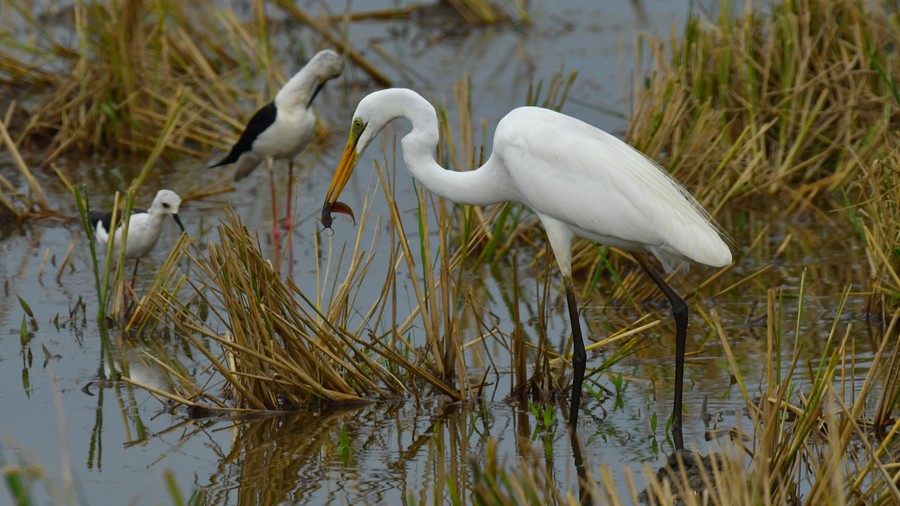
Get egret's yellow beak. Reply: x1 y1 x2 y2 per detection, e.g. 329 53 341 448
325 132 360 207
321 130 361 228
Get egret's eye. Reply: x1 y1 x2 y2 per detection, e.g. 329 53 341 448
351 117 366 136
162 203 171 209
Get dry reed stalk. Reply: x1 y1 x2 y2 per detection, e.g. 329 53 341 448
0 107 50 217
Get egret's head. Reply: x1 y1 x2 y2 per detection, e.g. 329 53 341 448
323 89 427 228
323 103 375 213
153 189 186 232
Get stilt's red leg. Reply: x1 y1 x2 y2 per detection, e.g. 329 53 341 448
285 160 295 274
130 258 140 292
268 158 280 259
285 160 293 232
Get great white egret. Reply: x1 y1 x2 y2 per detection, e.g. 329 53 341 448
211 49 344 247
321 88 731 447
90 189 186 284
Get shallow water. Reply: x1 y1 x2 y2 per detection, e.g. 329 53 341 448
0 1 882 504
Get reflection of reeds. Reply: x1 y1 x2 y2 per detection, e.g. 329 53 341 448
712 281 900 505
467 292 900 505
222 411 351 505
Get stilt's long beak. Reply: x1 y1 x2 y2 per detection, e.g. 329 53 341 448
307 82 325 108
171 213 186 233
322 132 360 228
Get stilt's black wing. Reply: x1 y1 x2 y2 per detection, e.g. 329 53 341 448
209 101 277 168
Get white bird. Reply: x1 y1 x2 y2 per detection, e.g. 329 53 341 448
322 88 732 448
210 49 344 247
90 189 186 283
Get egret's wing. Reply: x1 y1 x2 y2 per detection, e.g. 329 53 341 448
495 108 730 268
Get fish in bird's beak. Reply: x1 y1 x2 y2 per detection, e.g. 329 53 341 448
171 213 186 233
321 122 363 229
321 201 355 229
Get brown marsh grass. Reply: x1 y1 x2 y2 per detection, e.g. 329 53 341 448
0 0 526 161
626 0 899 208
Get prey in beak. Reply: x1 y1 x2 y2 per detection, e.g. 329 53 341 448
321 201 355 229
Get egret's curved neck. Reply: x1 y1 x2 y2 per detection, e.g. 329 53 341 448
389 90 511 207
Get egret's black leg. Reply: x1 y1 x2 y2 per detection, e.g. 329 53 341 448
569 427 592 506
565 276 586 430
635 255 688 451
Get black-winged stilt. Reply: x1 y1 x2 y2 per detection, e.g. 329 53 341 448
90 189 186 284
210 49 344 249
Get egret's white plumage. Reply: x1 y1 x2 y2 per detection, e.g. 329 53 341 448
323 88 731 447
91 189 185 260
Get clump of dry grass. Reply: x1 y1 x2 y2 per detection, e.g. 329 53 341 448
132 210 406 410
856 148 900 316
126 182 514 412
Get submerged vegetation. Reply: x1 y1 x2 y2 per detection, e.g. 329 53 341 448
2 0 900 504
